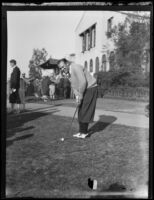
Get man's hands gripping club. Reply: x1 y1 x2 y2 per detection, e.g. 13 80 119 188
75 95 82 106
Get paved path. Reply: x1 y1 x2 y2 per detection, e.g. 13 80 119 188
55 98 148 115
7 102 149 129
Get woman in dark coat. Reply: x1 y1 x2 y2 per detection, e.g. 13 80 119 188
9 59 21 113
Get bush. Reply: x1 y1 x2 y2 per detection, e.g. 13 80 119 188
95 70 149 89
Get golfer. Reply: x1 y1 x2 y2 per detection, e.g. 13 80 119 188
57 58 98 139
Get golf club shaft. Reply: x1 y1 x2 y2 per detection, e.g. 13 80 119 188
68 105 78 134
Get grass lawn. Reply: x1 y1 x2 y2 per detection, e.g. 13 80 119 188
6 110 149 198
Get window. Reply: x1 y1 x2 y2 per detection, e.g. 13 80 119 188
81 32 86 52
107 17 113 33
90 28 92 48
102 54 107 71
143 50 149 63
84 61 88 70
81 34 84 52
95 57 99 73
91 25 96 48
88 31 91 50
90 59 93 72
80 24 96 53
94 27 96 47
86 31 89 50
83 33 86 52
109 51 115 70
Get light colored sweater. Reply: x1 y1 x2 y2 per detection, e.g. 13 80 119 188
70 63 97 99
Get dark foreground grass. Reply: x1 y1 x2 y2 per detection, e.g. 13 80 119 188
6 111 149 198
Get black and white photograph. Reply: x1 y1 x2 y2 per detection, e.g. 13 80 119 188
1 2 152 199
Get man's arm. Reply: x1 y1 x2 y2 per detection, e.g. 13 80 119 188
71 65 87 100
22 76 35 84
22 77 30 84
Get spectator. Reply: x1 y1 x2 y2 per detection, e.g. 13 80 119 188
19 73 30 111
58 76 64 98
25 80 35 97
33 78 41 98
41 76 51 102
55 71 63 99
63 77 71 98
9 59 21 114
49 71 56 100
37 79 42 97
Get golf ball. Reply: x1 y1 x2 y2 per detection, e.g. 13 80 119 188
61 138 64 141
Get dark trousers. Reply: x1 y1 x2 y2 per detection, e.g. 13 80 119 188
79 122 89 134
78 86 98 133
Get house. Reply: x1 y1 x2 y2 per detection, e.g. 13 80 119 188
65 53 76 63
75 11 150 75
68 53 76 63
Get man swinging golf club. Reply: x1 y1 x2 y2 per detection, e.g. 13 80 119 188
57 58 98 139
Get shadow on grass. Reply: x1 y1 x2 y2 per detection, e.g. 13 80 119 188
24 105 56 112
106 183 127 192
88 115 117 137
90 182 128 199
54 103 63 107
6 133 34 147
90 194 130 199
7 110 58 142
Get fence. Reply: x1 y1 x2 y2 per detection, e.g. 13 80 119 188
98 87 149 101
7 80 149 102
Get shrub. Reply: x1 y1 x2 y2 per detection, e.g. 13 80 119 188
95 70 149 90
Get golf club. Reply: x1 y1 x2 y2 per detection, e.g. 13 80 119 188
68 104 78 135
60 104 78 141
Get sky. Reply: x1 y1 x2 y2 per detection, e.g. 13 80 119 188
7 10 150 79
7 11 84 79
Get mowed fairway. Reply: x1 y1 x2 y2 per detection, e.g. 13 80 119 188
6 109 149 198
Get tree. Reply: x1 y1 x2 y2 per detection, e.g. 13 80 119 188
29 48 48 79
103 14 150 89
110 17 150 72
95 69 149 92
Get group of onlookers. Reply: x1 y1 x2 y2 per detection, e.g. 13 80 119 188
7 59 72 113
32 69 71 102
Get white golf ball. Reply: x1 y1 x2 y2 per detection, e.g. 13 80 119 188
61 138 64 141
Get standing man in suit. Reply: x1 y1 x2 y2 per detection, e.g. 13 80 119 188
19 73 33 112
9 59 21 114
57 58 98 139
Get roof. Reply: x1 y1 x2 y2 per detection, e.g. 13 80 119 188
75 11 86 32
117 11 150 19
38 58 59 69
69 53 75 56
75 11 150 32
